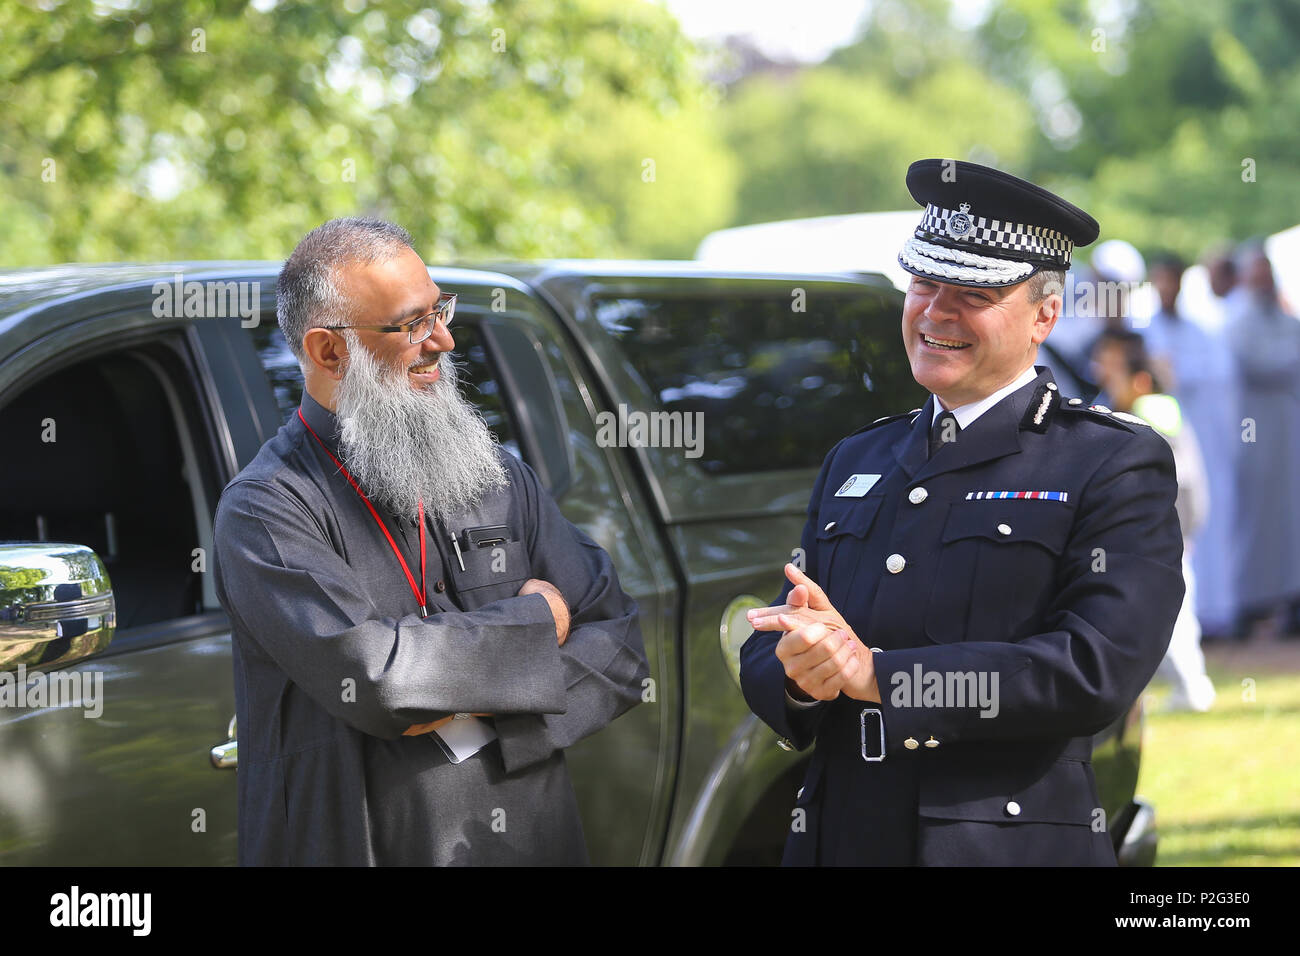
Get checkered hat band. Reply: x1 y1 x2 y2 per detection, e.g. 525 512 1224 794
920 203 1073 266
899 237 1034 284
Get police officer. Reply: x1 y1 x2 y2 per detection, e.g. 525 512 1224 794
739 159 1185 866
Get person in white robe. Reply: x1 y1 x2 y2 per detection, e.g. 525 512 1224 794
1093 329 1216 710
1223 243 1300 637
1132 253 1241 637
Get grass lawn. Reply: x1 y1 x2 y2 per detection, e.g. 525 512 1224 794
1138 640 1300 866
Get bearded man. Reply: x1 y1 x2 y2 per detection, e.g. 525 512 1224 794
212 217 647 866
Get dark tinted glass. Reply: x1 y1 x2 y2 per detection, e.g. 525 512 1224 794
453 325 521 461
247 322 519 460
249 323 302 419
593 290 923 475
0 350 206 626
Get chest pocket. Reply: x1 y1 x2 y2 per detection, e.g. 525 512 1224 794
925 499 1074 645
814 494 884 604
448 530 531 607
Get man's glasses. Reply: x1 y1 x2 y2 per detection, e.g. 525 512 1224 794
322 292 457 344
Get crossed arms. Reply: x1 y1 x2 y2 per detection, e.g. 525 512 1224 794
213 457 647 774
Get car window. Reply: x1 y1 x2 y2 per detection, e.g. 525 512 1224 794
592 289 924 475
247 321 521 461
249 322 303 421
0 343 217 630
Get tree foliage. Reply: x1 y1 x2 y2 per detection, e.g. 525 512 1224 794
718 0 1300 259
0 0 726 264
972 0 1300 256
2 0 1297 267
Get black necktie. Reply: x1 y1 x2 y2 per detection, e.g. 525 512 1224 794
929 410 959 458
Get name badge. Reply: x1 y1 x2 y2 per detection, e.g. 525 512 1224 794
835 474 881 498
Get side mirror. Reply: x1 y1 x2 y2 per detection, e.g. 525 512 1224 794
0 543 116 673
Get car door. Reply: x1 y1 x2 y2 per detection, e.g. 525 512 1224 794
0 301 241 864
550 274 926 861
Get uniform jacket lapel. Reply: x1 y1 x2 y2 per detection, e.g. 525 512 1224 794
891 396 934 479
892 368 1057 481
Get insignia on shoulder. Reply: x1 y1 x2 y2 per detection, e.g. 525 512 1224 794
1111 411 1150 427
1032 389 1053 425
1088 404 1111 414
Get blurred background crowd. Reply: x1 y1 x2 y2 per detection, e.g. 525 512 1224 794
1059 239 1300 714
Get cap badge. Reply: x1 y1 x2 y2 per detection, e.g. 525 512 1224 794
947 202 975 240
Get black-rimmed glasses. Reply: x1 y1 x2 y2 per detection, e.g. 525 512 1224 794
322 292 456 344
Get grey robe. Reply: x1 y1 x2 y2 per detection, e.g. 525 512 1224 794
1224 288 1300 612
212 391 647 865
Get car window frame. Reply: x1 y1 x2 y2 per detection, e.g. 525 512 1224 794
547 273 919 524
0 310 236 655
471 311 574 499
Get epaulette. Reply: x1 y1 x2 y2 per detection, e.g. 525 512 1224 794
1057 397 1146 432
1019 381 1060 433
848 408 922 438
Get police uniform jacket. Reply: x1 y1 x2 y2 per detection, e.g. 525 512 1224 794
739 366 1184 865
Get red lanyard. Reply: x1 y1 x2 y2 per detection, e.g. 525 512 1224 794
298 408 428 617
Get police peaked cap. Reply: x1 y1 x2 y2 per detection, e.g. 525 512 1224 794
898 158 1100 288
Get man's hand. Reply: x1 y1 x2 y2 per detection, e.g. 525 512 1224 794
777 622 858 701
518 578 570 646
777 623 881 703
748 563 850 636
758 564 881 703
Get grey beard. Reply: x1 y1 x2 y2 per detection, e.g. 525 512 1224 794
333 331 509 525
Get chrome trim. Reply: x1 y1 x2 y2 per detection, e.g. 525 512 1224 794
17 594 115 623
210 714 238 769
0 543 115 672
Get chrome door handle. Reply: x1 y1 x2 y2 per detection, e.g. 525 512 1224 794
210 715 237 769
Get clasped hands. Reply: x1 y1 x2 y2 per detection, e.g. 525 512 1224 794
747 563 880 704
402 577 570 737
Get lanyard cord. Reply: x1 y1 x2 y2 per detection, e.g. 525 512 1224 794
297 408 428 617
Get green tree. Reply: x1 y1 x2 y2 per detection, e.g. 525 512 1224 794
0 0 729 264
716 0 1300 258
978 0 1300 256
719 0 1035 226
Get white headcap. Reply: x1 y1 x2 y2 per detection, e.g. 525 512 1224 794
1090 239 1146 283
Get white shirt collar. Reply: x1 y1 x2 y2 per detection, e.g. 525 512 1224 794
931 365 1039 431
